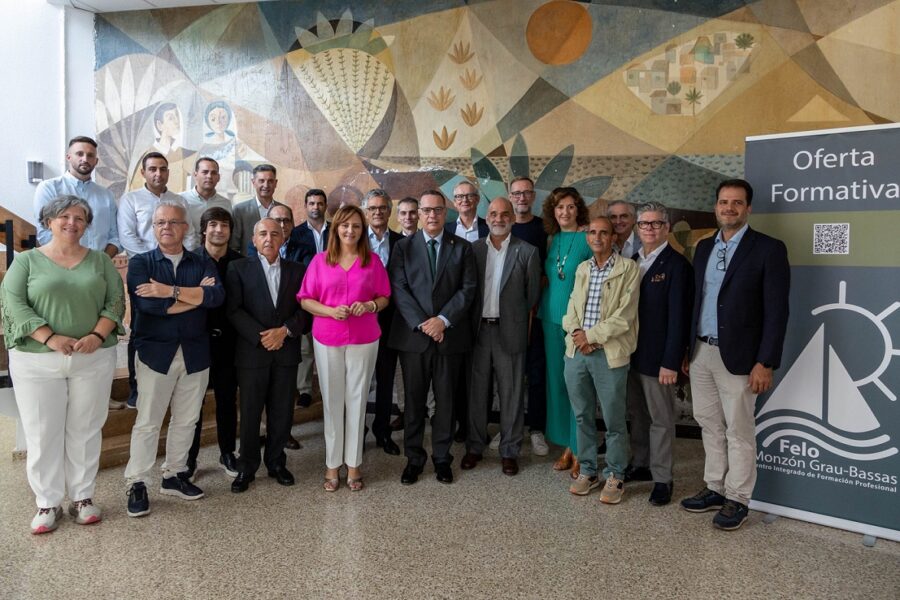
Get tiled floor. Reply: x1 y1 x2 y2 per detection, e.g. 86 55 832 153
1 416 897 599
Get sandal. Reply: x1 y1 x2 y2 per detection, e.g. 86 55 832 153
553 447 574 471
347 476 364 492
324 471 340 492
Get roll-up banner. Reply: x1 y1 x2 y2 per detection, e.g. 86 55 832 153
744 123 900 541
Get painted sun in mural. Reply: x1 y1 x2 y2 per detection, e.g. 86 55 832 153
526 0 593 65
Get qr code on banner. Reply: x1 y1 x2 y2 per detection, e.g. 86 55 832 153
813 223 850 255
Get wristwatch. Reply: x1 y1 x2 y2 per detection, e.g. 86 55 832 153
172 285 180 301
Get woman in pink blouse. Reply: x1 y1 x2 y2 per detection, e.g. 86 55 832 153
298 205 391 491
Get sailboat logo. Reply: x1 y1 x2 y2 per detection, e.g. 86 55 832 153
756 281 898 461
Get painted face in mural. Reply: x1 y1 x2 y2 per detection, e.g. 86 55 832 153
365 195 391 232
204 219 231 248
715 185 752 233
509 179 536 217
587 217 614 261
607 202 636 239
397 200 418 235
305 194 326 223
142 157 170 194
253 218 284 263
554 195 578 232
252 170 278 204
66 142 99 180
636 210 670 252
487 198 513 239
268 205 294 240
452 182 479 221
419 193 447 237
207 107 231 135
156 108 181 141
194 159 220 197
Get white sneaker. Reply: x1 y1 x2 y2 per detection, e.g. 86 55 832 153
108 398 126 410
530 431 549 456
489 431 502 450
69 498 102 525
31 506 63 534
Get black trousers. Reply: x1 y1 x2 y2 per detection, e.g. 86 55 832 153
525 317 547 432
235 364 296 474
371 337 398 440
400 347 461 467
187 339 239 465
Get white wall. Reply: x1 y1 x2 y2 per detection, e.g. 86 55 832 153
0 3 95 224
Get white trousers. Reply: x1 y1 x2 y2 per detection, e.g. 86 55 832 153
690 341 758 505
10 347 116 508
124 347 208 485
313 340 379 469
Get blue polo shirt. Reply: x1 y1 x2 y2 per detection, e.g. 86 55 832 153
127 247 225 375
699 224 748 338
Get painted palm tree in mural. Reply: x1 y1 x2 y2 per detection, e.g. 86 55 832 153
685 88 703 116
735 33 755 50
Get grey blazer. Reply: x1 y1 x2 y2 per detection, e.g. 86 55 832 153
471 235 542 354
228 198 283 256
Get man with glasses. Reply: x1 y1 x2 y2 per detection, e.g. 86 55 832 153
389 190 477 485
681 179 790 530
626 202 693 506
508 176 550 456
363 189 403 456
124 200 224 517
607 201 639 259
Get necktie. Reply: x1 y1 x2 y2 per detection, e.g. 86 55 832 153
427 238 437 277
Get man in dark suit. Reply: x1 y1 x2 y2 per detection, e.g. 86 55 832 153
681 179 790 530
229 164 282 256
289 189 331 408
461 198 541 476
226 218 311 493
363 189 404 455
389 189 477 485
626 201 694 506
444 180 488 442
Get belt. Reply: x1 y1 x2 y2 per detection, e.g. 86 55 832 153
481 318 500 325
698 335 719 347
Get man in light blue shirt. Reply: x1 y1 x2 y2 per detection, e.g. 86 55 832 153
698 223 749 339
33 136 120 258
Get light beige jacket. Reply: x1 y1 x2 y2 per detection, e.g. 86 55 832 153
562 254 639 368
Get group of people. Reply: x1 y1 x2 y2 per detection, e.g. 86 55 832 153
2 135 789 535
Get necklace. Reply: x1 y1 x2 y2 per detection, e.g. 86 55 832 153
555 233 576 280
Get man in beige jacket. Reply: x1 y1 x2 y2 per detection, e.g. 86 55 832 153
562 216 639 504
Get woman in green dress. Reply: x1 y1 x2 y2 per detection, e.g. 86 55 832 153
1 195 125 534
537 187 591 475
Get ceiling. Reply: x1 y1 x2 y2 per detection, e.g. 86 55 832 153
47 0 274 13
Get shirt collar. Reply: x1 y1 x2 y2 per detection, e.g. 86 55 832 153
457 216 477 232
487 235 511 253
63 171 92 186
368 226 386 242
591 252 616 271
638 241 668 261
715 223 749 247
423 229 444 244
257 252 281 270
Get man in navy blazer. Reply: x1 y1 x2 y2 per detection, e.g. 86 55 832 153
626 202 693 506
680 179 790 530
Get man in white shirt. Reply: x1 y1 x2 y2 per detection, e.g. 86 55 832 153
181 157 231 248
397 197 419 237
229 164 281 255
607 200 638 259
445 180 488 242
34 136 120 258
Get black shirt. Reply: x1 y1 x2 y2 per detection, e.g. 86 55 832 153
511 216 547 263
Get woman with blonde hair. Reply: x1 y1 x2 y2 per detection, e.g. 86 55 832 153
298 205 391 491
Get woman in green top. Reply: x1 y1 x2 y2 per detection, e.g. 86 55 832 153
1 195 125 534
537 187 591 476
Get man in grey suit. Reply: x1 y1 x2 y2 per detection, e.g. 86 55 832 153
388 189 477 486
229 164 282 255
461 198 541 476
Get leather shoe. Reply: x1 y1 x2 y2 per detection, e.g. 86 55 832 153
624 464 653 482
460 453 482 470
285 435 301 450
501 458 519 476
267 466 295 486
435 463 454 484
390 412 404 431
376 435 401 456
453 427 467 444
401 463 423 485
231 472 255 493
649 481 673 506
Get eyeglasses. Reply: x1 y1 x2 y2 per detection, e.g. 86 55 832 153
419 207 446 216
153 220 186 228
636 220 667 230
509 190 535 198
366 206 389 213
453 193 479 202
716 246 728 271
